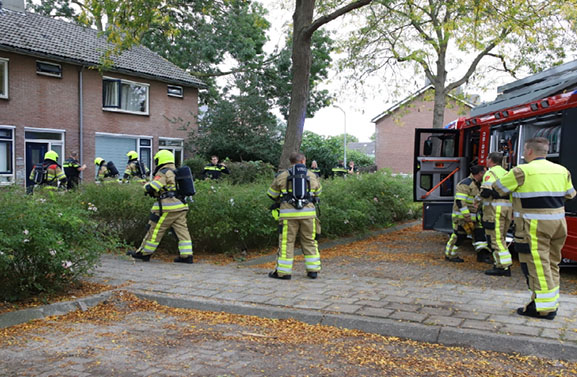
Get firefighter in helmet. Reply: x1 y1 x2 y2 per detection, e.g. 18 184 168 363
480 152 513 276
28 150 67 193
94 157 118 184
445 165 491 263
267 151 322 280
123 150 149 183
493 137 575 319
127 150 193 264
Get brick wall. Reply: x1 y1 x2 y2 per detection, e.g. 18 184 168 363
0 51 199 184
374 91 470 174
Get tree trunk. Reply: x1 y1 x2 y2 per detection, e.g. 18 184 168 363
278 0 315 170
432 47 448 129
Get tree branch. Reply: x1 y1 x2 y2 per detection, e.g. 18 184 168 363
306 0 373 36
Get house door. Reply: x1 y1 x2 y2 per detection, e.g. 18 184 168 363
26 142 49 189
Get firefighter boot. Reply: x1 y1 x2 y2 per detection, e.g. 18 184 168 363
174 255 193 264
307 271 318 279
126 250 151 262
268 271 291 280
476 249 493 264
484 266 511 277
517 301 557 320
445 256 464 263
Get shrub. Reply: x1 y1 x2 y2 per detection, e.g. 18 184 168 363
222 161 276 184
0 187 116 301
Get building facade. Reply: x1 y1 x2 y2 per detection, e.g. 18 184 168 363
371 86 473 175
0 2 204 187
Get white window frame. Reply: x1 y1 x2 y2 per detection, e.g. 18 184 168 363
159 137 184 166
102 76 150 115
167 85 184 98
0 58 8 99
24 128 66 156
36 60 62 78
0 125 15 185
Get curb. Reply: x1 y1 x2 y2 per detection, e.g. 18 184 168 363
133 291 577 362
241 220 421 266
0 291 113 329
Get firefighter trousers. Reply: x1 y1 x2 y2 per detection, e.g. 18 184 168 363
516 217 566 314
275 218 321 276
445 219 488 258
484 205 513 268
137 210 192 257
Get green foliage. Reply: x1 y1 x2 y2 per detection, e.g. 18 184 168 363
183 158 276 185
0 187 116 301
59 172 419 255
346 149 375 168
190 93 284 164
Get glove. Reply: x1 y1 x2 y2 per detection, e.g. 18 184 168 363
462 221 475 235
271 208 280 221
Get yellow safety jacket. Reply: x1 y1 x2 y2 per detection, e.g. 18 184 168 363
96 165 117 184
493 158 575 220
146 163 188 213
452 174 480 222
124 160 148 183
28 161 66 190
267 169 322 220
481 165 511 222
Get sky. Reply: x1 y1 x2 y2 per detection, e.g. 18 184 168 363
255 1 512 143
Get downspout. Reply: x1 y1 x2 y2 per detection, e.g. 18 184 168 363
79 66 84 177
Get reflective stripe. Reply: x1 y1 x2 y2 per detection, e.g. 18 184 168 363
149 181 162 191
568 188 576 196
267 187 280 198
279 208 316 218
513 212 565 220
494 180 510 194
152 202 188 211
529 219 549 294
536 288 559 299
490 201 512 207
152 213 168 243
512 191 567 198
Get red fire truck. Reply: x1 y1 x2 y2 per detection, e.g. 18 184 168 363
413 90 577 264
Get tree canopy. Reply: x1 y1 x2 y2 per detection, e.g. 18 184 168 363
342 0 577 127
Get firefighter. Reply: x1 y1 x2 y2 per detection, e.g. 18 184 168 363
267 151 322 280
203 155 230 179
445 165 491 263
493 137 575 319
29 150 67 192
331 160 348 177
62 152 86 189
94 158 118 183
127 150 193 264
481 152 513 276
123 151 149 183
310 160 321 178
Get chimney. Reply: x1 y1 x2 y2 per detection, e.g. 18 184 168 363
2 0 26 12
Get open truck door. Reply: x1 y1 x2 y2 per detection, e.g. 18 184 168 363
414 128 467 232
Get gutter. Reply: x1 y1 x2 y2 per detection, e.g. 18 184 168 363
79 66 84 174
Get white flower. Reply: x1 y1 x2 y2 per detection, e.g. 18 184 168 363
62 261 72 269
344 219 349 224
23 239 29 243
229 198 235 206
49 250 57 256
37 198 47 203
23 229 29 235
58 212 63 217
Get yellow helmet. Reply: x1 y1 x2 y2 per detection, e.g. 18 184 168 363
154 150 174 166
94 157 104 166
126 151 138 161
44 150 59 162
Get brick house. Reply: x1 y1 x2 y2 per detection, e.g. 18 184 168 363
371 85 474 174
0 0 205 187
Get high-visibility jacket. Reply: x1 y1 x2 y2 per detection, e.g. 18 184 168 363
96 165 116 184
331 164 347 177
146 163 188 213
310 168 321 177
493 158 575 220
267 168 321 220
29 160 66 190
481 165 511 221
203 163 230 179
452 174 480 222
124 160 148 183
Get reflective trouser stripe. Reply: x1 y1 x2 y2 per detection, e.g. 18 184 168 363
277 220 293 274
143 241 159 254
530 219 549 298
472 241 488 251
535 287 560 311
445 233 458 257
178 240 193 256
152 213 168 244
303 218 320 272
493 205 512 267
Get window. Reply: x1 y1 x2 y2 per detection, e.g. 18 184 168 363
159 138 184 166
0 128 14 184
102 77 149 115
139 138 152 175
0 58 7 99
36 61 62 78
167 85 183 98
